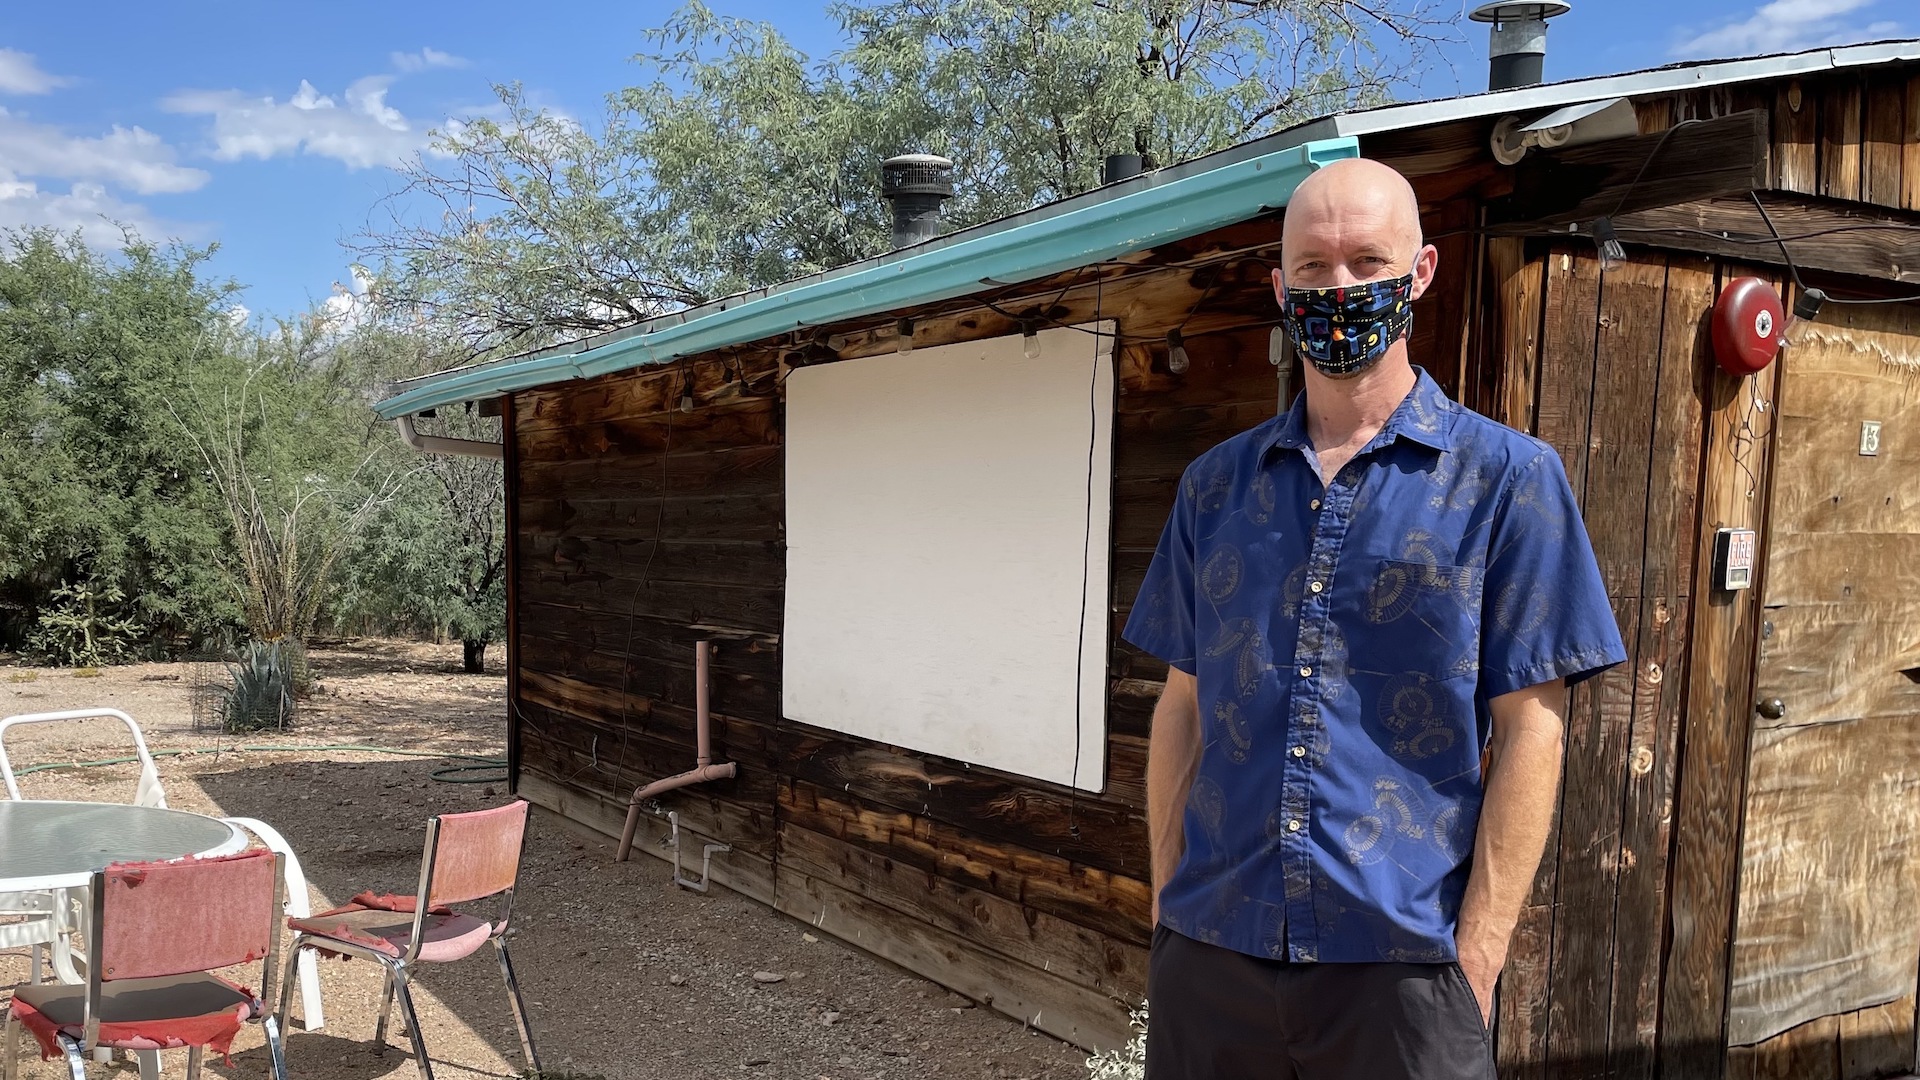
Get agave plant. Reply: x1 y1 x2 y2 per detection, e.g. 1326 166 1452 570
221 640 296 733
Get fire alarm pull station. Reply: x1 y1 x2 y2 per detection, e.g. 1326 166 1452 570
1714 528 1757 592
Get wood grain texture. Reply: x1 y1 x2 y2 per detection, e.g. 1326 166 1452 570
1839 996 1917 1080
504 393 524 791
1754 602 1920 727
1822 79 1865 202
1544 597 1641 1080
1588 193 1920 287
1730 1014 1841 1080
1606 256 1714 1080
1775 81 1819 194
771 864 1134 1051
1727 718 1920 1045
1489 238 1547 433
1660 270 1785 1080
1864 72 1908 209
1905 73 1920 212
1496 111 1769 228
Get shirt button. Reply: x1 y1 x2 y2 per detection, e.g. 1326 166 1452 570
1309 499 1322 511
1287 819 1302 832
1298 666 1313 678
1292 746 1307 758
1308 580 1324 594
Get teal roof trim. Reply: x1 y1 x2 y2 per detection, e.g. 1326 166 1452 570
375 135 1360 420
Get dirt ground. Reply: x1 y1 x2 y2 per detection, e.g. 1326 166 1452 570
0 641 1088 1080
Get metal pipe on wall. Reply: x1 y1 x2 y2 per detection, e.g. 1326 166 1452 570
615 640 738 861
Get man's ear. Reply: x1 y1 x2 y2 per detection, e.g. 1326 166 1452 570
1271 267 1287 305
1408 243 1440 303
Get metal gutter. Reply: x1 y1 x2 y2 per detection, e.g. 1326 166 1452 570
374 136 1359 419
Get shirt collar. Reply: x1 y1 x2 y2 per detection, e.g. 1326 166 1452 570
1264 367 1458 461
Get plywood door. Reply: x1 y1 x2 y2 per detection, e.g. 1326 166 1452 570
1726 302 1920 1062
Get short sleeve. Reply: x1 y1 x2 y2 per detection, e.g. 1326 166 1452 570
1478 448 1628 699
1122 470 1199 675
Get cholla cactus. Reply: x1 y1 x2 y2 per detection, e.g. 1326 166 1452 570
1086 1001 1148 1080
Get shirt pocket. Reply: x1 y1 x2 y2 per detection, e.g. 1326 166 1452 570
1362 557 1485 681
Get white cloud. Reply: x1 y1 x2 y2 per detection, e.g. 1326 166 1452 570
318 263 376 331
0 170 176 248
163 76 436 169
391 47 468 73
0 48 70 95
1673 0 1905 58
0 106 209 194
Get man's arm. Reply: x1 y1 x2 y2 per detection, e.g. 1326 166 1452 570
1456 678 1567 1022
1147 667 1202 927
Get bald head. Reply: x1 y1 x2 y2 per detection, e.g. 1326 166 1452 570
1278 158 1430 292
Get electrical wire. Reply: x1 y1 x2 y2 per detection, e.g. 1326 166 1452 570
1748 192 1920 307
1065 271 1105 843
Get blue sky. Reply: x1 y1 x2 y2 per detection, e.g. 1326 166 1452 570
0 0 1907 322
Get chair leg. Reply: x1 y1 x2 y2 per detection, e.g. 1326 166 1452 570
373 964 398 1050
223 816 325 1032
186 1043 204 1080
3 1010 19 1080
262 1012 290 1080
388 964 435 1080
54 1034 85 1080
134 1048 162 1080
495 938 542 1074
274 933 306 1034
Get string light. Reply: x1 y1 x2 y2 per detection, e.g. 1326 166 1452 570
1021 320 1041 359
895 317 915 355
1166 329 1190 375
678 367 696 413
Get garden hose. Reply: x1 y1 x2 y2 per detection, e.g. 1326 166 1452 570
14 744 510 785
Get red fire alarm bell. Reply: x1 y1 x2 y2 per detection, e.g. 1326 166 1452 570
1711 276 1785 376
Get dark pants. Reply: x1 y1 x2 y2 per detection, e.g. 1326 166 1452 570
1146 925 1494 1080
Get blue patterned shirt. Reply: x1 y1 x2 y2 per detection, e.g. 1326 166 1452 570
1124 369 1625 964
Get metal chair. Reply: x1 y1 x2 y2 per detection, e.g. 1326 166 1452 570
1 849 289 1080
0 708 162 991
277 800 539 1080
0 707 327 1030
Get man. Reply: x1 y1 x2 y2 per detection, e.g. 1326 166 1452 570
1123 157 1626 1080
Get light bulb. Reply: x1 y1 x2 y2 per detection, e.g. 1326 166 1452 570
679 392 694 413
1166 329 1190 375
896 317 914 355
1022 322 1041 359
1781 287 1826 349
1592 217 1627 273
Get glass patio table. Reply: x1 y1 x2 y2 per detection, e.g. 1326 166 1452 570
0 800 247 985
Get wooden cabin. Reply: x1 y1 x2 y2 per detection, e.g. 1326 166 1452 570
377 40 1920 1080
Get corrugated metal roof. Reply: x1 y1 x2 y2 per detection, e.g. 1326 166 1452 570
377 38 1920 418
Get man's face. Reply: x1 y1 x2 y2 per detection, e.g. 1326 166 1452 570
1272 161 1438 304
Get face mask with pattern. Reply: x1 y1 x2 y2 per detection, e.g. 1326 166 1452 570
1281 272 1416 378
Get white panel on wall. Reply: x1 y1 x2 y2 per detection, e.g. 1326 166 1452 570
782 321 1115 791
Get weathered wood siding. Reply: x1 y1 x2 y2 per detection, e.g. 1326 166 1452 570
1727 301 1920 1065
503 59 1920 1074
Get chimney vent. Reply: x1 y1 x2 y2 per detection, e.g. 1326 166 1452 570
1470 2 1571 91
880 154 954 250
1103 154 1145 184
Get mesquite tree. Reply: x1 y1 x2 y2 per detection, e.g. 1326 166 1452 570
360 0 1455 354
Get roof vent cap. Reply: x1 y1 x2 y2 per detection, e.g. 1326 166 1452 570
1470 1 1572 91
880 154 955 250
